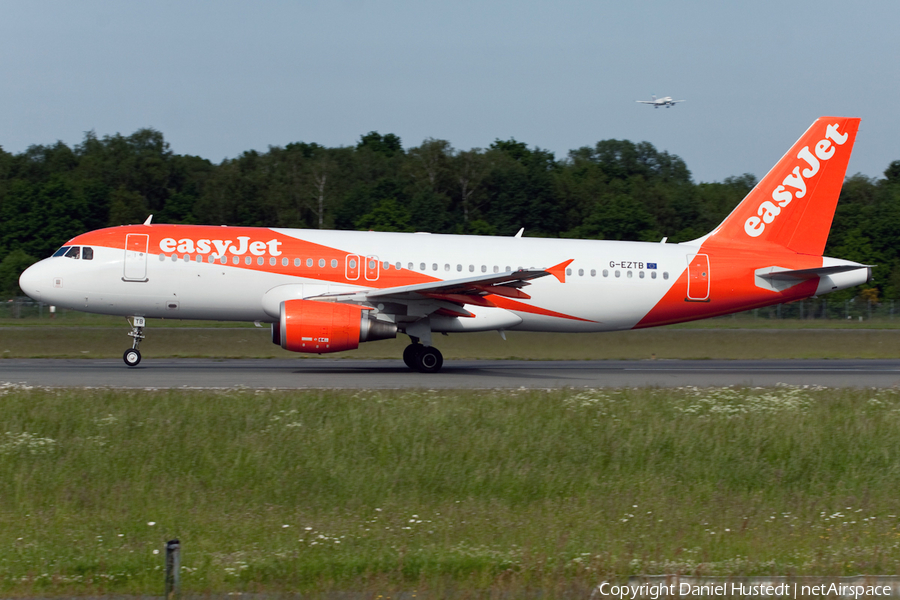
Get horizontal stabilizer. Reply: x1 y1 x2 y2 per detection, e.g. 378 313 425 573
758 264 872 281
754 263 871 293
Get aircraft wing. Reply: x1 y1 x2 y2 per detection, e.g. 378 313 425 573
311 259 573 317
635 100 654 104
367 268 547 298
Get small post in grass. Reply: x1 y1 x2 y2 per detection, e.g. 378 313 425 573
165 539 180 599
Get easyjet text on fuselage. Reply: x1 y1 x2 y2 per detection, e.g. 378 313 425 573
159 236 283 257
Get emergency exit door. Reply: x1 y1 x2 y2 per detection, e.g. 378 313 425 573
364 256 380 281
345 255 361 280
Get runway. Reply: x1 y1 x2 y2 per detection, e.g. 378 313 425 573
2 358 900 388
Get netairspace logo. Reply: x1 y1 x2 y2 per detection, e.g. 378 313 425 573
594 579 897 599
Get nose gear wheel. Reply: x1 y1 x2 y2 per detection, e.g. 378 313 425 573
123 348 141 367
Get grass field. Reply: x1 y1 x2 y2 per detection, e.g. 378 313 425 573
2 385 900 597
4 301 900 361
2 326 900 360
6 308 900 329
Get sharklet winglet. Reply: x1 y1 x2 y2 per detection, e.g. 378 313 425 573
547 259 574 283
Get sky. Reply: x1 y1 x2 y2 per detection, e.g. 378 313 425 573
1 0 898 183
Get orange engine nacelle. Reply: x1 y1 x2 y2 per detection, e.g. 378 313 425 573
275 299 397 354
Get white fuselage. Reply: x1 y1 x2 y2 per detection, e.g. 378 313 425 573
19 227 866 335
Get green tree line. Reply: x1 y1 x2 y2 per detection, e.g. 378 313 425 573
1 128 898 299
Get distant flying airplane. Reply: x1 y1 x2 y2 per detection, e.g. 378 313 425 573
19 117 868 373
636 95 685 108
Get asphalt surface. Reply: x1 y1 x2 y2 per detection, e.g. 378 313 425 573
2 358 900 388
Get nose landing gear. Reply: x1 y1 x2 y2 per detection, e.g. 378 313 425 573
124 316 145 367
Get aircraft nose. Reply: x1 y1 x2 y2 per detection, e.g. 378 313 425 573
18 261 45 302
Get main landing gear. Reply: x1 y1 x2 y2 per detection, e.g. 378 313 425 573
402 338 444 373
124 316 145 367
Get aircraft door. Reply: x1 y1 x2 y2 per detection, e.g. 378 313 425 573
364 256 379 281
686 254 710 301
346 255 361 280
123 234 150 282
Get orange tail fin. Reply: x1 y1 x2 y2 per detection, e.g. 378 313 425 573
702 117 860 255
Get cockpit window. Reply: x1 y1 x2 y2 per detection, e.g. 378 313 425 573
64 246 81 259
53 246 71 257
82 247 94 260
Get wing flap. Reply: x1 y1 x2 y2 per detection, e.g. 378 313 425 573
423 292 498 308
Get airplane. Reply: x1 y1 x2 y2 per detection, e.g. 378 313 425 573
636 95 685 108
19 117 869 373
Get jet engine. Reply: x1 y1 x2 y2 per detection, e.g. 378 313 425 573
273 299 396 353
